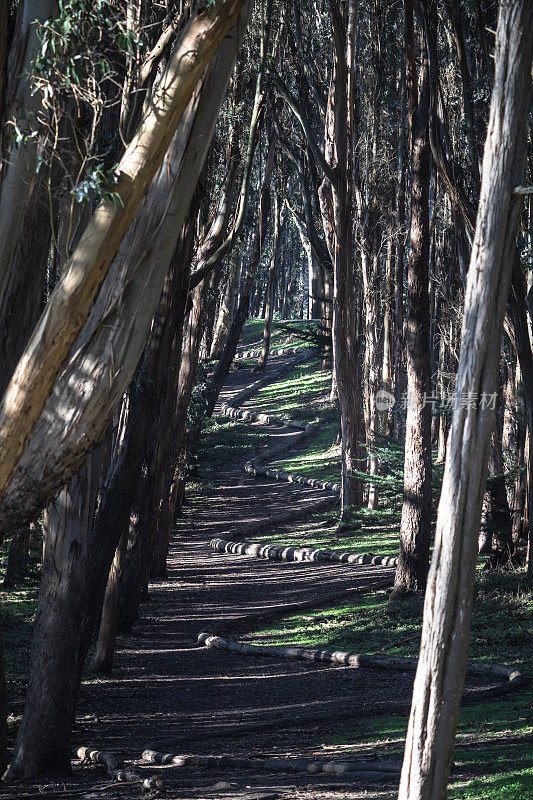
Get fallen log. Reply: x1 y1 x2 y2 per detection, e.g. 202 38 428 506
76 747 162 789
197 633 525 701
141 749 401 780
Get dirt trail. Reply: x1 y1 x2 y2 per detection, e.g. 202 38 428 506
30 355 494 799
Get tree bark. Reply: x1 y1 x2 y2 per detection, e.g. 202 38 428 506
0 0 250 510
398 3 533 796
210 250 242 358
328 0 364 515
0 5 252 535
395 9 432 595
7 456 99 780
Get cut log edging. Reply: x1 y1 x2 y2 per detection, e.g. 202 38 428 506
76 747 161 789
141 749 401 781
211 537 398 567
234 345 310 361
219 351 341 495
197 633 525 702
221 353 310 417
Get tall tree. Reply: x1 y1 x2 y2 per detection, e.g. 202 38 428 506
394 0 432 594
399 2 533 797
0 0 250 514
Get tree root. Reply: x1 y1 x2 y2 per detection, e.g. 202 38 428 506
211 537 398 567
141 749 401 781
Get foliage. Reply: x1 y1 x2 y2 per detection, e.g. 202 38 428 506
18 0 139 238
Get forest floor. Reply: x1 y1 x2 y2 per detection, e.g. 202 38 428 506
2 326 532 799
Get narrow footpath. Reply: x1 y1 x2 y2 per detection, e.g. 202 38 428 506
49 355 497 800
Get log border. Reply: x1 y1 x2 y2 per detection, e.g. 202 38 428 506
197 632 525 703
211 537 398 567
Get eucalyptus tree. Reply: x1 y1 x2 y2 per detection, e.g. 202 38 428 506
399 2 533 796
0 0 250 522
394 0 432 594
3 0 253 781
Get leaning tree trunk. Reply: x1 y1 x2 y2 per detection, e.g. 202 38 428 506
394 7 432 595
90 530 128 674
398 3 533 797
91 228 191 668
0 0 250 511
0 3 252 536
3 8 251 782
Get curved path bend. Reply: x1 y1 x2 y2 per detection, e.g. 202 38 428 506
63 354 502 800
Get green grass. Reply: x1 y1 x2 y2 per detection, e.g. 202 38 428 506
246 571 532 798
250 569 532 671
325 700 532 799
244 359 334 420
192 415 268 482
237 318 322 353
248 511 400 556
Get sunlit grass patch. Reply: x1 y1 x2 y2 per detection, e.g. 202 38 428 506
249 571 532 672
244 359 333 421
322 699 533 800
194 416 268 479
237 319 322 353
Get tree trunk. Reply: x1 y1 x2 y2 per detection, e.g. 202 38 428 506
257 195 283 370
398 3 533 796
480 421 514 560
395 12 432 595
329 0 364 515
7 456 99 780
2 526 30 588
92 203 196 659
204 129 278 419
0 0 250 511
0 0 57 294
362 240 381 510
210 250 241 359
0 5 252 535
90 530 128 674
